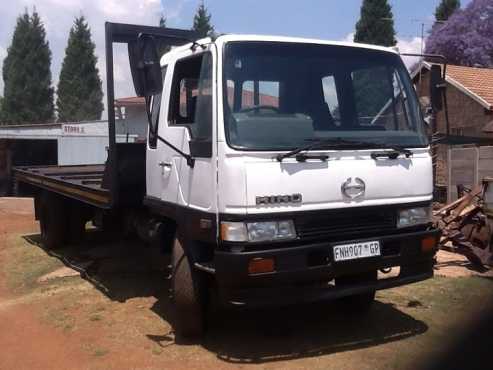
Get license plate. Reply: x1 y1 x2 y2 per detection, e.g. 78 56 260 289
333 241 381 262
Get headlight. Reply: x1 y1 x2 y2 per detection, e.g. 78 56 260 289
221 220 297 242
397 206 432 228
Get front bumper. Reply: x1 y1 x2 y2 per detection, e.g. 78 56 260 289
213 228 440 307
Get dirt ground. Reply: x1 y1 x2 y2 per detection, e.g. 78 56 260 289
1 197 493 370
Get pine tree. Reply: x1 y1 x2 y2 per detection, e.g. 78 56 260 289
435 0 461 22
2 9 54 124
56 16 103 122
0 96 4 123
192 1 214 38
354 0 397 47
159 14 166 28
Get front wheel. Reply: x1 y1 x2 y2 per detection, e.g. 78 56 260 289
171 236 207 340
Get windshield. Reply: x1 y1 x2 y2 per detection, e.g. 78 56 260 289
222 41 428 151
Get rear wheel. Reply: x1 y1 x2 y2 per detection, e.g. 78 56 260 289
39 193 68 250
171 235 207 340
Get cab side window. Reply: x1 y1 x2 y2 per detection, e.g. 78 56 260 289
168 53 213 143
148 66 167 149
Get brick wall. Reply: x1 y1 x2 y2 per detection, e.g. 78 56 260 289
415 69 493 185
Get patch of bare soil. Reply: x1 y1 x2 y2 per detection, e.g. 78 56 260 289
37 266 81 283
0 197 91 370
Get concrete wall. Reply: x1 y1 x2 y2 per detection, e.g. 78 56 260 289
449 146 493 201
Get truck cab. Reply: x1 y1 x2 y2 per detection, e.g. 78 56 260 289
139 34 440 335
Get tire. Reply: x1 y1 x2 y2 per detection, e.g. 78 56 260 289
39 193 68 250
171 235 207 340
337 271 377 312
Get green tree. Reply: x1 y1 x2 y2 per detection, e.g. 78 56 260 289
192 1 214 38
0 96 4 123
435 0 461 21
354 0 397 47
56 16 103 122
2 9 54 124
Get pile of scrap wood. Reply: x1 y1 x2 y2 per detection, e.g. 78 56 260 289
433 184 493 267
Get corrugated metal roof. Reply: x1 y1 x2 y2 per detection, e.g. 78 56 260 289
114 97 145 107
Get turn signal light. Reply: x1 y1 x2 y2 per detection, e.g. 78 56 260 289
421 237 437 253
248 258 275 275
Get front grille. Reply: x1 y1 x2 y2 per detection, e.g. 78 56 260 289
295 207 396 240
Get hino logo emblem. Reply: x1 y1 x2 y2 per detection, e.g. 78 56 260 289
341 177 366 199
256 194 302 205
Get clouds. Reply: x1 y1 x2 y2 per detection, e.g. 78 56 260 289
0 0 426 119
396 36 424 70
0 0 184 116
0 46 6 64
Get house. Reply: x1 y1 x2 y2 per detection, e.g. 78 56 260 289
412 62 493 187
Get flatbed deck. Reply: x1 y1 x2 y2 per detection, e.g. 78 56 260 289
15 164 111 208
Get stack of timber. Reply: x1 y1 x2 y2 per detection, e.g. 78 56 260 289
433 182 493 267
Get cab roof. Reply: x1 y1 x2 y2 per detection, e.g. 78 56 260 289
160 34 399 65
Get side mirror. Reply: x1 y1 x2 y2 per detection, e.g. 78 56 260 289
189 138 212 158
128 34 163 97
430 64 444 112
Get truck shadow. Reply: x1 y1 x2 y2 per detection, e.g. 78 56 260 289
200 301 427 363
23 231 428 363
23 231 172 303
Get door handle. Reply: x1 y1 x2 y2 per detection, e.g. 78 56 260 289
158 161 172 168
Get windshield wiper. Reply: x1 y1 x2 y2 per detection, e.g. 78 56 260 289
276 138 413 162
276 137 382 162
370 146 413 160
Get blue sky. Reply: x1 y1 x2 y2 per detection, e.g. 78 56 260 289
0 0 472 105
163 0 472 40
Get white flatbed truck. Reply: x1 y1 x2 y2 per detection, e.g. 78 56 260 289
15 22 442 339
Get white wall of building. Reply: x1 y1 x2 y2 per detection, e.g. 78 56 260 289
57 136 109 165
116 106 148 141
0 120 137 166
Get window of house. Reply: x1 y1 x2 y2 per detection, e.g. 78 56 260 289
148 66 167 149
